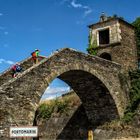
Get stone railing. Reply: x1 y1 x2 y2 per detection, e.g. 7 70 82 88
0 48 122 90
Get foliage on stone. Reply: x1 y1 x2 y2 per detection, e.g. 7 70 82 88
54 99 69 114
87 33 98 55
37 103 54 119
37 99 69 119
36 91 81 120
129 70 140 109
123 69 140 123
132 17 140 57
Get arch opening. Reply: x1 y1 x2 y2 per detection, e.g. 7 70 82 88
33 70 119 140
100 52 112 61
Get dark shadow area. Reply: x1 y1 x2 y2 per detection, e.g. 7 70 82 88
56 104 89 140
138 58 140 69
33 110 39 140
33 104 90 140
56 103 118 140
59 70 119 124
33 70 119 140
58 70 119 139
99 28 110 45
100 53 112 61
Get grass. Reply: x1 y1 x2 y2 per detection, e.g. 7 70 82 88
36 90 81 120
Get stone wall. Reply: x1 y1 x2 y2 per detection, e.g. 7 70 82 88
35 92 140 140
0 56 46 86
0 48 128 139
89 18 138 73
37 104 89 140
119 21 138 71
90 20 121 45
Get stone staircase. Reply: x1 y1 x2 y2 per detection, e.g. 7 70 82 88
0 56 46 87
0 48 122 91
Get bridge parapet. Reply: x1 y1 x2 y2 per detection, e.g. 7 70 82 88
0 56 46 87
0 48 122 90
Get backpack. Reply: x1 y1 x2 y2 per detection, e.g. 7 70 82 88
16 65 22 72
31 52 36 57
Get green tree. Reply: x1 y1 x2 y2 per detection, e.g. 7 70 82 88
132 17 140 57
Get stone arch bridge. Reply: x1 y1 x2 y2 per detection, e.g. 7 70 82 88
0 48 128 139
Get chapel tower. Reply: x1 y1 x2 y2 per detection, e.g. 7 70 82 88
88 13 138 72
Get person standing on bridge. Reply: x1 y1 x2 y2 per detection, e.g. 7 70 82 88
31 49 40 64
11 63 22 78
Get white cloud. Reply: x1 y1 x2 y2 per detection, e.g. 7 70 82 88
84 7 92 17
41 86 70 100
71 0 82 8
45 95 56 100
0 58 14 65
6 60 14 65
44 86 70 95
70 0 92 17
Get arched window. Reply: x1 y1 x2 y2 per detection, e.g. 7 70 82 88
100 53 112 61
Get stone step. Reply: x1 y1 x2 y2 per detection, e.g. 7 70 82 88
0 56 46 87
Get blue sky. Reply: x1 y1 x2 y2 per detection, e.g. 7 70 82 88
0 0 140 99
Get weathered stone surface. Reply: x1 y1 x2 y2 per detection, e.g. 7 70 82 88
0 56 46 87
35 91 140 140
37 103 89 140
0 48 128 139
89 17 138 72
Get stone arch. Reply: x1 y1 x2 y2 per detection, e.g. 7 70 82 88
33 68 120 139
0 48 127 139
100 52 112 61
31 62 124 125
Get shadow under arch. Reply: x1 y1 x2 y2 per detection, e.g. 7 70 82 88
33 69 119 140
58 70 119 124
38 62 124 118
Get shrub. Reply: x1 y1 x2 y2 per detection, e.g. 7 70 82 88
123 70 140 123
37 103 54 119
54 99 69 114
86 33 98 55
37 98 69 119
